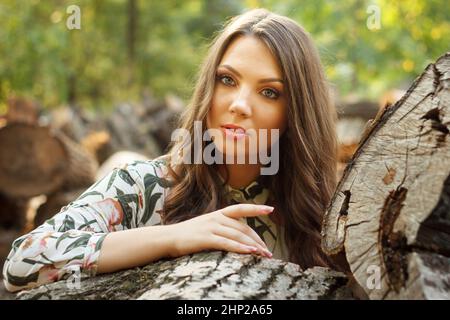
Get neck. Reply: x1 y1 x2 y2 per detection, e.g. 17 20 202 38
217 163 262 189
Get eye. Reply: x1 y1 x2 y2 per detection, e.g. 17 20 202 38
261 88 279 100
217 74 235 86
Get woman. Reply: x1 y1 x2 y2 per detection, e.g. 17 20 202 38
3 8 344 292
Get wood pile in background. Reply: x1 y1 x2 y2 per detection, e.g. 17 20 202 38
335 90 406 180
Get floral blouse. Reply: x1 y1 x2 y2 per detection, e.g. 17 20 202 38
2 156 288 292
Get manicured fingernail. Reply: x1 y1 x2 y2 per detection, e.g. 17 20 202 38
259 205 274 213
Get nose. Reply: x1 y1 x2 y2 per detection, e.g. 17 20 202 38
228 88 252 117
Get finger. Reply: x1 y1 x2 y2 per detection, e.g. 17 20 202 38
212 225 272 257
211 234 261 256
218 214 268 250
220 204 274 220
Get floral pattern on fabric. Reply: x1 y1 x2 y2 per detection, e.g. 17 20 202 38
2 158 287 292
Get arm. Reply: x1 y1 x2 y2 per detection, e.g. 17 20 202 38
2 159 167 292
96 224 176 274
97 205 276 274
3 159 273 292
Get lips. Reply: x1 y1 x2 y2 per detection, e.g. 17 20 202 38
221 124 246 132
221 124 247 139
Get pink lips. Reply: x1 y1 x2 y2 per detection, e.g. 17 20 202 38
221 124 247 140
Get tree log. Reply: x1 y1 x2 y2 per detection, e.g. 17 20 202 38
0 124 98 198
0 192 28 231
0 124 68 198
5 97 40 125
55 131 98 191
80 130 114 165
336 100 379 121
105 103 162 159
95 150 149 180
321 52 450 299
33 188 87 227
15 251 352 300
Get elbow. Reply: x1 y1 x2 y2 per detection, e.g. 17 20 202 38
2 238 44 293
2 276 22 293
2 259 26 293
2 257 46 293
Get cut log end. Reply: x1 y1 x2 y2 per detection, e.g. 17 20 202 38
0 124 68 198
322 51 450 299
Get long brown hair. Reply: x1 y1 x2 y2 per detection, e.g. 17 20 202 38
160 8 339 270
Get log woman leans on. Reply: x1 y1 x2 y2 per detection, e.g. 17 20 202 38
3 8 346 292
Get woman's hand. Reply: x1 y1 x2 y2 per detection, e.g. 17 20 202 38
167 204 274 258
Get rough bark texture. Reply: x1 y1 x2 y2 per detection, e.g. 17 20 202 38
321 52 450 299
15 251 352 300
0 278 15 300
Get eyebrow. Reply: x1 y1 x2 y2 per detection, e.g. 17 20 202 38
218 64 284 84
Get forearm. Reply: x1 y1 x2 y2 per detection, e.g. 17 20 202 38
96 225 176 274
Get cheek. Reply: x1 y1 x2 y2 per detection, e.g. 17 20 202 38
256 103 287 131
254 103 287 149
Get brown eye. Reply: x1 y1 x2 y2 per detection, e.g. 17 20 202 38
261 88 279 99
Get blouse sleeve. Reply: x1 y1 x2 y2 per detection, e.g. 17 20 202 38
2 158 171 292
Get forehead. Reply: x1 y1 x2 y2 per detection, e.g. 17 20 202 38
219 35 282 77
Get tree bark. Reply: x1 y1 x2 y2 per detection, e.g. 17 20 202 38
321 52 450 299
15 251 352 300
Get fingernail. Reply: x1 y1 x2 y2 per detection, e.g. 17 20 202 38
259 205 274 213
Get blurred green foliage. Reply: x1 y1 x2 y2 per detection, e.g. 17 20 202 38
0 0 448 111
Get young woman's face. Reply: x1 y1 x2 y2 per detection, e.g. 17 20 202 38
206 35 287 162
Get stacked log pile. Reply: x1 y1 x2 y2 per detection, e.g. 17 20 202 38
335 90 406 180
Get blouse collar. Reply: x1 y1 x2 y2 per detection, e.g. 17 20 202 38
217 173 270 205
